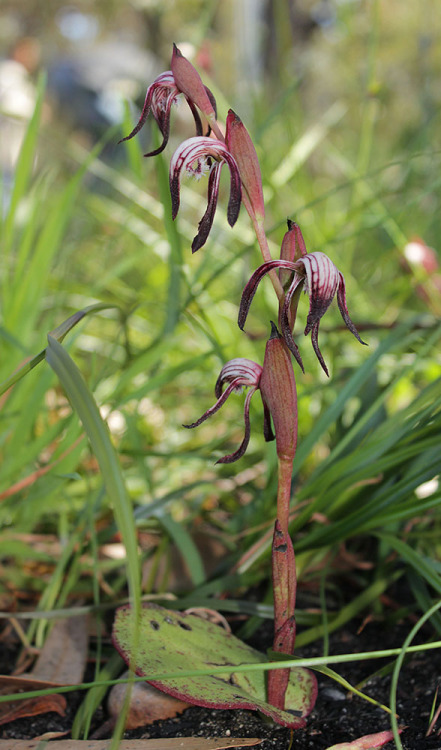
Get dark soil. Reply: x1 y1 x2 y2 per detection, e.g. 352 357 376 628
1 618 441 749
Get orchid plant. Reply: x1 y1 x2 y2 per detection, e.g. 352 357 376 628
112 44 366 728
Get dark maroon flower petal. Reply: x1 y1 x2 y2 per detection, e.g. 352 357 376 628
186 97 204 137
118 89 154 145
309 321 329 377
261 395 275 443
337 273 367 346
238 260 296 330
143 100 173 157
192 164 221 253
280 282 305 374
169 172 181 221
183 378 243 429
216 388 256 464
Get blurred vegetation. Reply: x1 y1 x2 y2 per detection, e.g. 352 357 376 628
0 0 440 737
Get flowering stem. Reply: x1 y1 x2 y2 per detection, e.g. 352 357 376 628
258 329 299 710
242 203 284 301
267 455 297 709
210 118 226 143
276 457 294 535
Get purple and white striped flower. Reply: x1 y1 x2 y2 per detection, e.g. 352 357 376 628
119 68 216 157
238 252 366 376
183 357 274 463
170 136 242 253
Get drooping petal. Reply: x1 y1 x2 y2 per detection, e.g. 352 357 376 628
184 358 263 463
145 96 175 156
216 387 257 464
280 277 306 373
186 97 204 136
183 378 245 429
238 259 296 330
192 164 222 253
309 320 329 376
261 394 275 443
336 272 367 345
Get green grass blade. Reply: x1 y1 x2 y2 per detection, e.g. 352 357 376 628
155 151 183 336
0 303 117 397
45 335 140 606
1 72 46 256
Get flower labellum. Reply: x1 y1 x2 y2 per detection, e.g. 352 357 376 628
225 109 265 221
170 136 242 252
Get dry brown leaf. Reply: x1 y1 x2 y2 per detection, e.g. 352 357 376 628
0 693 66 726
32 615 88 685
0 615 89 727
108 671 189 728
4 742 261 749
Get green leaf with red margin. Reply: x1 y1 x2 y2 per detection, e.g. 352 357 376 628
112 603 317 729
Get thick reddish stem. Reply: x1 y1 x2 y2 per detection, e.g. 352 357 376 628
267 463 298 709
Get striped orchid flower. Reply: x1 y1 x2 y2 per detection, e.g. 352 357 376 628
170 136 241 252
119 45 217 157
183 357 273 464
239 252 366 376
184 324 299 464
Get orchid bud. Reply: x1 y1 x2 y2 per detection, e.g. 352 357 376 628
259 323 298 463
225 109 265 221
171 44 216 123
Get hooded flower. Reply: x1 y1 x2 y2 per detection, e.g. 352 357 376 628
170 136 242 252
119 45 217 157
183 357 273 463
239 251 366 376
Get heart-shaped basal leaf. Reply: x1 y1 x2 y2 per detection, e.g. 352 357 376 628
112 603 317 729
